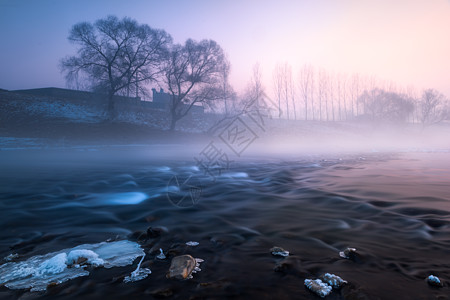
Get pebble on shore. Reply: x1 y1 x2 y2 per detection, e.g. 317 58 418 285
270 246 289 257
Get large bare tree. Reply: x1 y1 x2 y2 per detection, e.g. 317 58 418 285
61 15 172 119
163 39 229 131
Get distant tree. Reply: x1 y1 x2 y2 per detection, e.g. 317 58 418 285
162 39 229 131
316 68 328 121
328 72 336 121
250 63 265 108
298 64 314 120
358 88 413 123
208 62 267 135
272 63 284 118
219 57 232 114
61 15 171 119
350 73 361 117
419 89 448 127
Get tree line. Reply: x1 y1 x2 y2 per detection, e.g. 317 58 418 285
268 62 449 127
61 16 449 130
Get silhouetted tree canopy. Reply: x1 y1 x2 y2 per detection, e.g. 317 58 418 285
162 39 229 130
61 15 172 119
358 89 414 123
419 89 448 126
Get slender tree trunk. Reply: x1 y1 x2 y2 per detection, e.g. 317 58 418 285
169 117 177 131
107 91 116 120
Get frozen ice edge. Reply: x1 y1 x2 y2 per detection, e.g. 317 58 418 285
0 240 144 292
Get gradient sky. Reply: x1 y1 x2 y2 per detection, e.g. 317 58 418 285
1 0 449 97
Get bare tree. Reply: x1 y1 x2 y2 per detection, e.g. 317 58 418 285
298 64 313 120
251 63 264 109
61 15 171 119
220 58 232 114
336 73 343 121
404 85 418 123
309 67 315 120
419 89 448 127
208 62 267 135
282 63 295 120
317 68 328 121
288 66 297 120
350 73 361 118
337 73 348 121
328 72 336 121
358 88 413 123
273 63 283 118
163 39 229 130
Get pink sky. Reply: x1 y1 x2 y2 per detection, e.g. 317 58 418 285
1 0 449 97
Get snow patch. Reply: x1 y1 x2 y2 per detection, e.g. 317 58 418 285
36 253 67 275
67 249 104 267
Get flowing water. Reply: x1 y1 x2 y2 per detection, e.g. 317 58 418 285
0 150 449 299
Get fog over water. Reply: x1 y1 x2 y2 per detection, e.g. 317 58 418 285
1 126 450 299
1 1 450 298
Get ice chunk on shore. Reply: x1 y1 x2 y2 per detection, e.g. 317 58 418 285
186 241 199 246
188 258 204 279
321 273 347 288
0 240 144 291
4 253 19 262
123 254 151 283
67 249 104 267
304 279 332 297
36 253 67 275
339 247 357 259
427 275 443 287
270 246 289 257
156 248 166 260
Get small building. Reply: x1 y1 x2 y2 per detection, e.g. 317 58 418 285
151 88 204 114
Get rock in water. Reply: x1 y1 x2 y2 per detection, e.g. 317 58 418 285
339 247 357 259
270 246 289 257
167 255 196 280
427 275 443 287
321 273 347 288
304 279 332 298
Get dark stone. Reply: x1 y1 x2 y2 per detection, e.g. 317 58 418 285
147 226 164 238
167 255 196 280
270 246 289 257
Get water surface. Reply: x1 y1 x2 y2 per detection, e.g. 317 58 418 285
0 151 449 299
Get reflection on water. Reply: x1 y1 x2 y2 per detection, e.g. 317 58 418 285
0 152 449 299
